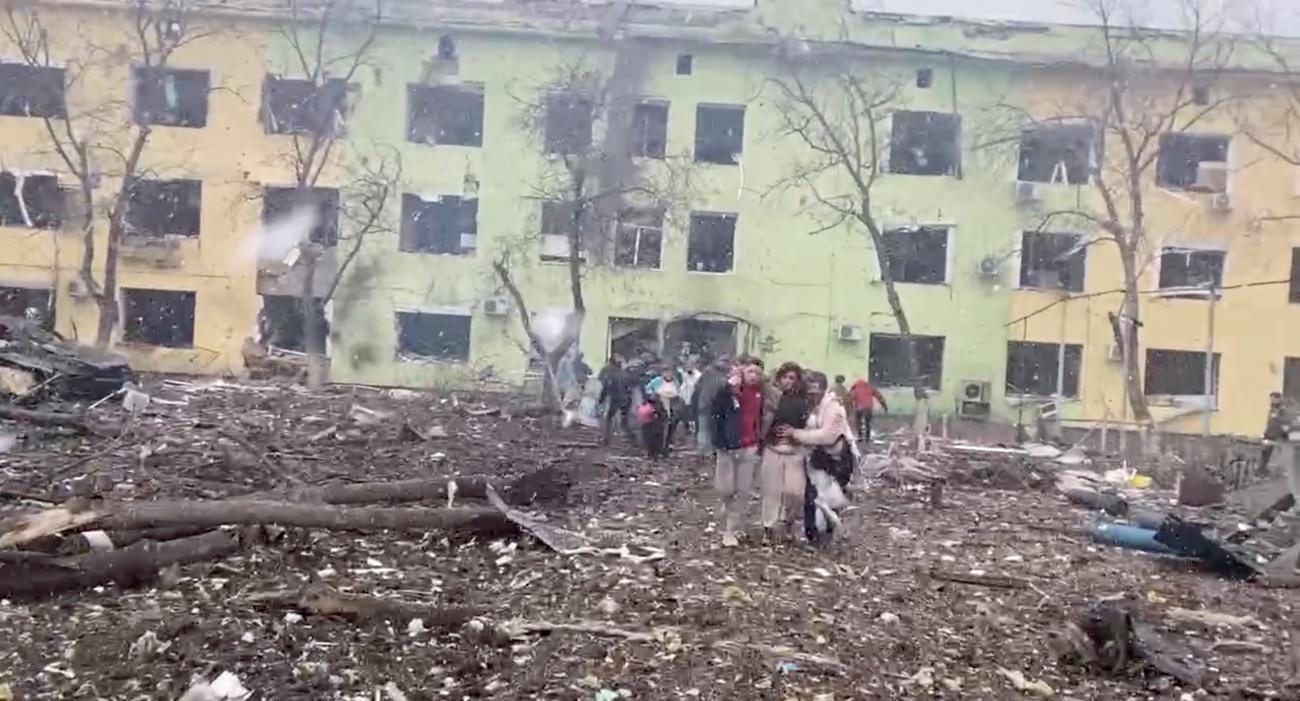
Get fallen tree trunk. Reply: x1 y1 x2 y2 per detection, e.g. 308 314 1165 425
0 529 242 600
1 500 518 548
0 406 92 433
268 477 497 505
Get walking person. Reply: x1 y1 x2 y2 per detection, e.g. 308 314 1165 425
710 362 763 547
759 362 812 542
831 375 854 437
645 366 681 456
849 376 889 447
694 357 728 454
784 371 857 546
1261 392 1292 473
597 355 635 446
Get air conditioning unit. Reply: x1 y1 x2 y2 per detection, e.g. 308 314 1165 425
959 400 992 419
961 379 991 403
1195 162 1230 194
1209 192 1232 212
483 298 510 316
837 324 863 342
459 233 478 251
977 256 1001 279
1014 181 1042 205
540 234 569 260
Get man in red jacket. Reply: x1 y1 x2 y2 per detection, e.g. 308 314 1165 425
849 377 888 446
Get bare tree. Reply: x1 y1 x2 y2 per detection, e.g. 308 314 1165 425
259 0 399 388
1002 0 1234 437
1237 16 1300 223
767 52 931 407
496 54 697 408
1 0 212 346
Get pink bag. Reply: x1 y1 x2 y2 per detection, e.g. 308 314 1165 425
636 402 656 423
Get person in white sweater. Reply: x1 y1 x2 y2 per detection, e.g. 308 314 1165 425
780 370 858 544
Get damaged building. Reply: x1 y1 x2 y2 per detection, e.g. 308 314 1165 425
1 0 1299 438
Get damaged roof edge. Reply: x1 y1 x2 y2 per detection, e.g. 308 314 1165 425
29 0 1300 75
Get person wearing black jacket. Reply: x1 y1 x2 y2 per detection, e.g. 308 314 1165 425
710 363 764 547
597 355 635 445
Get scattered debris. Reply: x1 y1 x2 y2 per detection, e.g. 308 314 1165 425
996 667 1055 697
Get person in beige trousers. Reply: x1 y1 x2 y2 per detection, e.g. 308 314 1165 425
759 362 812 540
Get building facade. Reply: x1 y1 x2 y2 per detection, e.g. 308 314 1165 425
1 0 1298 437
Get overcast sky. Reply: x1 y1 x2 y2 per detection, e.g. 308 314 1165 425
852 0 1300 36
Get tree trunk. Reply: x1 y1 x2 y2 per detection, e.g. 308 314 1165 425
861 208 928 430
94 217 124 348
302 257 328 390
1118 254 1152 424
1 500 518 548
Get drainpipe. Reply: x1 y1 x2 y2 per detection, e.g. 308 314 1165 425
1202 284 1217 437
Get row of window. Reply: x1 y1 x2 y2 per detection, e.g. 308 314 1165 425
0 60 1234 190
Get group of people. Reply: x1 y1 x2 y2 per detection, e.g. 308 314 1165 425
598 352 892 548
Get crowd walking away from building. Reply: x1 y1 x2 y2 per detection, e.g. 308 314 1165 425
594 352 889 549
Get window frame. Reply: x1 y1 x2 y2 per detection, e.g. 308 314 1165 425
1005 340 1083 398
686 211 737 274
868 333 945 390
121 287 197 349
879 225 950 285
395 309 472 363
888 110 961 177
133 66 210 129
694 104 745 166
406 82 485 148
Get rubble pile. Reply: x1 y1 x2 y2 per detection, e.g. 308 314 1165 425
0 377 1296 699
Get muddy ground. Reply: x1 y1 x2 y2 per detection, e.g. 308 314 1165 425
0 379 1296 700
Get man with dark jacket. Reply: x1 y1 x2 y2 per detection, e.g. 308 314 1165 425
694 357 728 454
710 362 764 547
597 355 635 445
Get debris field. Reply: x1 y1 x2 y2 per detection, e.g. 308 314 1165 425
0 378 1297 700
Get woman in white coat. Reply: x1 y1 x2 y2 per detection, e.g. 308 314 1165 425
779 370 858 544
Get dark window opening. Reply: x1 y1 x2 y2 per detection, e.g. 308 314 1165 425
122 288 196 348
687 212 736 273
915 68 933 88
695 104 744 165
125 179 201 238
881 226 948 284
1018 123 1096 185
1289 248 1299 303
539 200 583 262
676 54 693 76
133 67 209 128
631 101 668 159
0 172 62 229
1006 341 1082 397
0 63 65 118
1158 247 1225 297
262 186 339 247
1285 357 1300 404
869 334 944 390
614 208 663 269
400 194 477 255
664 318 736 360
609 317 660 359
544 92 593 154
407 84 484 147
438 35 457 61
1145 349 1220 396
1156 133 1229 191
262 76 347 136
889 110 960 176
0 286 53 328
1020 231 1086 292
258 294 326 353
1193 85 1211 106
397 311 470 361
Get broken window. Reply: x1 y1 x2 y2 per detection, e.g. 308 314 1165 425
122 288 196 348
0 286 53 328
869 333 944 390
1285 357 1300 404
396 311 471 361
125 179 202 238
400 194 477 255
133 67 209 128
889 111 960 176
0 172 62 229
262 186 339 247
664 318 737 360
539 201 584 263
676 54 693 76
262 76 347 136
915 68 933 88
1290 248 1299 304
1145 349 1220 396
1018 123 1096 185
695 104 744 165
1156 133 1229 191
1020 231 1086 292
614 209 663 269
609 317 660 359
687 212 736 273
881 226 948 284
407 84 484 147
544 92 593 154
631 101 668 159
1006 341 1082 397
0 63 65 118
258 294 327 352
1158 247 1225 296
